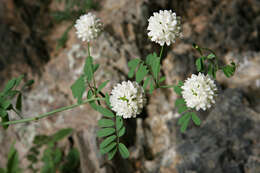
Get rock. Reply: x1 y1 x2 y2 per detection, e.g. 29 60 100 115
176 89 260 173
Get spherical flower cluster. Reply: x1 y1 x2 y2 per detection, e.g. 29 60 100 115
74 13 102 42
147 10 182 46
181 73 217 111
110 81 146 119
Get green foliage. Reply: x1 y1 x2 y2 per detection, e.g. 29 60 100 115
173 81 184 96
128 59 141 78
52 0 98 48
98 119 114 127
173 81 202 133
71 75 86 104
97 80 109 94
0 75 34 129
84 56 94 82
193 43 236 79
97 95 129 160
27 128 80 173
128 53 163 93
71 56 100 104
222 62 236 78
118 143 129 159
0 143 21 173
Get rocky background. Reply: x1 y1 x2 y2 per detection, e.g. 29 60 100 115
0 0 260 173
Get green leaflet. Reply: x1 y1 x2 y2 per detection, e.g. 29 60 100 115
222 62 236 78
87 90 98 110
95 105 115 118
146 53 160 81
118 127 126 137
70 75 86 103
173 81 184 96
108 148 117 160
149 80 155 94
116 116 123 131
97 80 109 93
178 112 191 125
3 79 16 94
105 93 112 108
175 98 185 107
136 63 149 83
84 56 94 82
195 57 203 72
128 59 141 78
7 143 21 173
15 93 22 112
97 128 116 138
0 108 7 117
100 135 117 149
208 63 216 79
49 128 73 144
159 76 166 83
180 115 191 133
191 112 201 126
118 143 129 159
100 142 117 155
0 100 11 110
207 53 216 59
98 119 115 127
178 105 188 114
143 76 151 90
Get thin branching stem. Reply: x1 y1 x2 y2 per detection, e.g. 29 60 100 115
1 98 104 126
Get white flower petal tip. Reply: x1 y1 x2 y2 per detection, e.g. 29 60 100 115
110 81 147 119
181 73 217 111
147 10 182 46
74 13 103 42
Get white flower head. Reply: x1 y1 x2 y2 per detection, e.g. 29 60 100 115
74 13 102 42
181 73 217 111
147 10 182 46
110 81 146 119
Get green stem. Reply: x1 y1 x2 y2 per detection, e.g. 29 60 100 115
12 108 23 119
159 45 164 60
87 43 98 104
1 98 104 126
160 85 175 88
87 43 91 57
